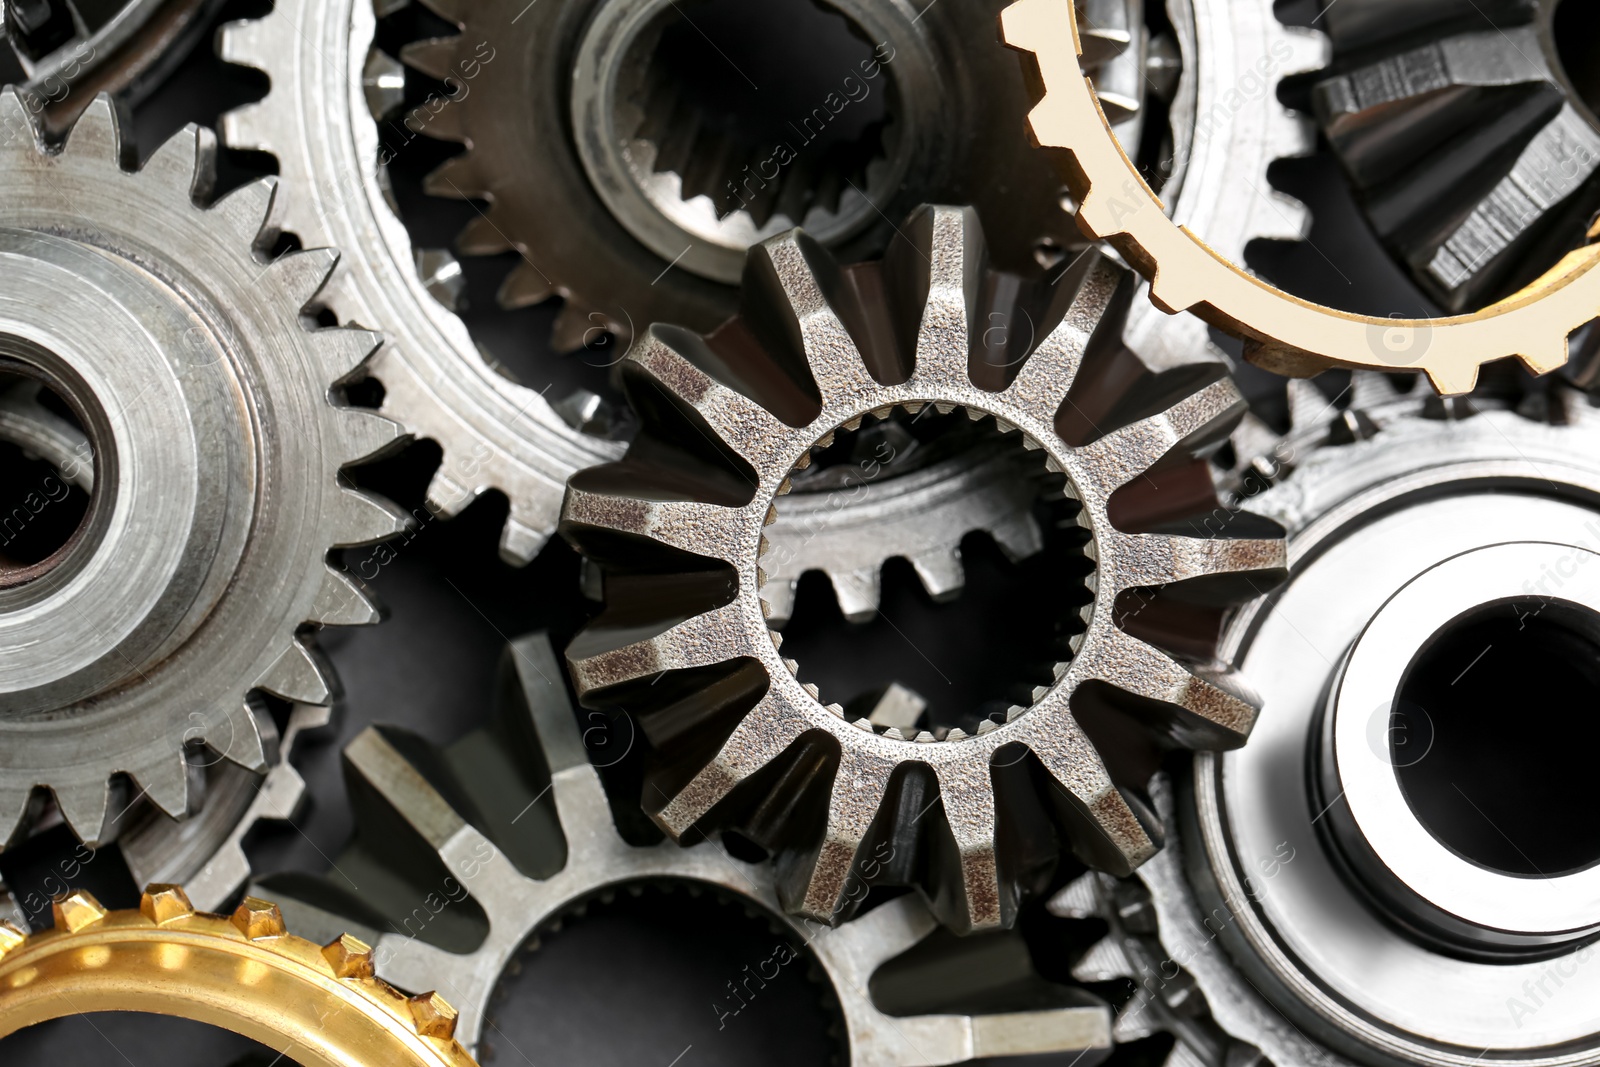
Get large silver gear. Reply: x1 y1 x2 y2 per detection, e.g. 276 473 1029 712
215 0 627 564
0 93 406 850
259 632 1115 1065
1058 378 1600 1065
561 205 1286 935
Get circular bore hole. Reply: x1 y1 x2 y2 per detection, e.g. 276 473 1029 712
771 410 1093 738
623 0 893 228
485 884 837 1064
1552 0 1600 124
0 366 95 587
1394 599 1600 877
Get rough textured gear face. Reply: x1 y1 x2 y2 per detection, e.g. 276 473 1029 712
1080 381 1600 1067
0 94 408 850
0 886 477 1066
1311 0 1600 314
393 0 1142 352
1001 0 1600 395
216 0 625 565
559 205 1286 935
256 633 1114 1065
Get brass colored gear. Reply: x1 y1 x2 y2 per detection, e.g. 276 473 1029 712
0 887 477 1067
1000 0 1600 396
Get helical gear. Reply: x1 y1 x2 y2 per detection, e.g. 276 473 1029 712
0 886 476 1067
0 94 407 849
560 205 1286 935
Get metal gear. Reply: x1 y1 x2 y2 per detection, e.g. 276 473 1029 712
0 886 477 1066
1060 379 1600 1066
560 205 1287 935
216 0 626 565
1311 0 1600 314
2 0 224 136
1001 0 1600 395
0 94 407 850
392 0 1154 352
256 632 1114 1065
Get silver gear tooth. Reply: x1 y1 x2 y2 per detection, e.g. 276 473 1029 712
0 791 30 849
0 101 400 868
214 0 624 559
910 549 967 601
256 640 335 706
363 48 407 120
333 487 413 546
50 780 112 849
219 99 273 154
312 327 384 385
760 579 800 628
565 210 1282 932
1284 377 1330 435
336 405 409 465
1349 369 1402 412
215 16 274 71
422 463 478 520
269 247 342 308
1165 1041 1211 1067
129 750 197 821
310 565 383 628
1113 992 1161 1042
828 568 883 624
1049 871 1107 921
1072 934 1138 984
254 633 1112 1064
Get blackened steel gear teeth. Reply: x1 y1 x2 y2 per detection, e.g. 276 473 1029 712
215 0 625 565
0 93 408 849
0 886 477 1066
1001 0 1600 395
252 633 1114 1065
559 204 1286 934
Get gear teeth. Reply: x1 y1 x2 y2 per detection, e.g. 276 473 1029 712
209 177 281 252
363 49 407 120
51 779 112 847
497 258 556 308
828 568 882 623
57 96 124 165
457 214 516 257
1350 370 1402 411
1048 871 1104 920
552 300 605 352
989 513 1045 561
761 579 799 626
399 36 461 81
1112 991 1159 1042
271 248 341 308
910 549 965 600
1072 934 1137 983
338 406 407 464
498 517 547 565
334 488 413 546
219 101 271 156
423 153 486 200
133 751 197 820
219 701 277 774
1285 377 1330 434
216 17 274 72
424 464 478 519
0 89 40 153
314 327 383 384
312 565 383 627
140 124 216 202
54 890 110 932
0 790 30 848
258 640 336 706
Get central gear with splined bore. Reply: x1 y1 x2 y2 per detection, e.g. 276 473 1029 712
0 886 476 1067
559 205 1286 935
256 632 1114 1065
1001 0 1600 395
0 94 408 852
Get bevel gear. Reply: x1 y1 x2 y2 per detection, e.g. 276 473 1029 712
216 0 625 564
1057 379 1600 1066
1001 0 1600 395
0 886 476 1067
0 94 407 849
393 0 1151 352
560 205 1286 935
1311 0 1600 314
256 633 1113 1065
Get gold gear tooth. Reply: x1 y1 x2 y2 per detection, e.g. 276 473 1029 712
999 0 1600 396
53 890 109 933
0 888 477 1066
230 897 288 940
139 884 196 925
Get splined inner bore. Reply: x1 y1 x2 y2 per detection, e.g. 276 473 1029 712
765 407 1093 740
1395 600 1600 878
618 0 897 231
0 356 96 588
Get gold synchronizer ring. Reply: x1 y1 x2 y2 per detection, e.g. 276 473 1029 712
0 886 477 1067
1000 0 1600 395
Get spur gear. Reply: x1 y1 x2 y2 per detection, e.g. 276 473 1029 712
1069 379 1600 1066
393 0 1154 352
255 633 1113 1065
0 94 407 850
560 205 1286 935
1001 0 1600 395
216 0 625 564
1311 0 1600 314
0 886 476 1066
